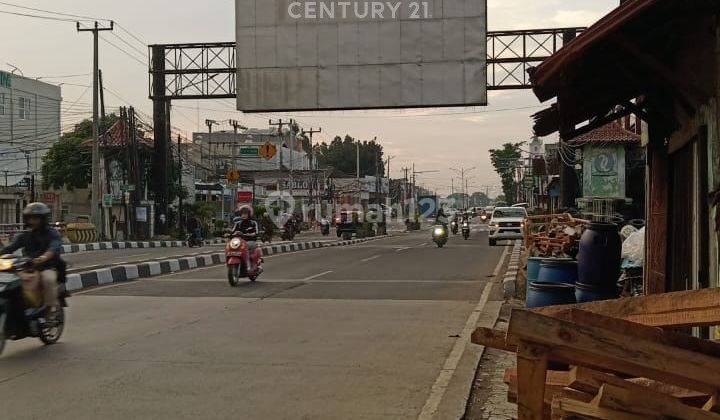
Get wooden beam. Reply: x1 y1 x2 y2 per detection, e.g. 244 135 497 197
471 327 518 352
532 287 720 328
568 367 708 405
595 383 720 419
516 341 549 420
552 398 651 420
552 309 720 358
704 394 720 414
509 310 720 394
645 125 669 294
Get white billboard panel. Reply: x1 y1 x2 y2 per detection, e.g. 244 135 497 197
235 0 487 111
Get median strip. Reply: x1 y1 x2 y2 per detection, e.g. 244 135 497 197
60 238 226 255
65 235 390 292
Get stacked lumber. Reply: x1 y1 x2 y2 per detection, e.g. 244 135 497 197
524 213 589 257
472 287 720 419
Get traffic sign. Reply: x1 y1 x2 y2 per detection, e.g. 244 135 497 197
120 184 136 192
259 142 277 160
102 194 114 208
226 169 241 183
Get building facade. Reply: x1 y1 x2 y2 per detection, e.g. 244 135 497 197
0 71 61 224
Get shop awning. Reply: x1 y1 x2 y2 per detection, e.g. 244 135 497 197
530 0 718 137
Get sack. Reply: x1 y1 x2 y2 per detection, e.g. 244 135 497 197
21 271 43 308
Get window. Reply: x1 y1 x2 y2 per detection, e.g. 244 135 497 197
0 93 5 116
18 96 30 120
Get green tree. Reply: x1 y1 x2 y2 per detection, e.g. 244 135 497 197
489 142 524 205
41 115 118 190
315 135 384 177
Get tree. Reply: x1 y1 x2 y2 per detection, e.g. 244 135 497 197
489 142 524 205
41 114 118 191
315 135 385 177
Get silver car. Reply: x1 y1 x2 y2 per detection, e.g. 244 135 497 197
488 207 527 246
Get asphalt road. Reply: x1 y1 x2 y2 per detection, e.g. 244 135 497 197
1 225 508 420
62 231 334 273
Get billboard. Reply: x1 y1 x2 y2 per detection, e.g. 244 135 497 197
235 0 487 112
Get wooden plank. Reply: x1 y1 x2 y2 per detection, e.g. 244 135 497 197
568 366 707 403
516 341 549 420
471 327 518 352
532 287 720 328
503 367 573 388
551 398 652 420
508 309 720 393
704 394 720 413
554 309 720 358
595 383 720 420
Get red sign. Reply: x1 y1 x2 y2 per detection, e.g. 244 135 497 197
43 192 56 204
237 191 253 204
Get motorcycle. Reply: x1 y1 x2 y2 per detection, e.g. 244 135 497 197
186 232 203 248
462 221 471 240
281 222 296 241
320 219 331 236
432 224 448 248
450 221 459 235
0 257 67 356
225 234 263 286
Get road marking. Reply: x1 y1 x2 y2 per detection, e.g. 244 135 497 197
492 245 511 278
417 281 494 420
361 255 381 263
395 247 410 252
303 270 333 281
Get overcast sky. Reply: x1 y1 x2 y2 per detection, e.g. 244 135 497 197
1 0 619 196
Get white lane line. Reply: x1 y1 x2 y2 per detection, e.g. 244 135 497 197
303 270 333 281
492 245 511 278
417 281 494 420
361 255 381 263
395 247 410 253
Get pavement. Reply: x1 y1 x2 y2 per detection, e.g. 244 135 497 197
1 226 513 420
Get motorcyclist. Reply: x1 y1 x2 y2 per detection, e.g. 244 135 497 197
1 203 61 315
230 205 260 273
435 207 449 229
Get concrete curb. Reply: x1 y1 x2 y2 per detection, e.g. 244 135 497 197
502 240 523 300
66 235 388 292
60 239 225 255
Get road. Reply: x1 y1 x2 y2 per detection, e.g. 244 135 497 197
1 226 508 420
62 231 335 273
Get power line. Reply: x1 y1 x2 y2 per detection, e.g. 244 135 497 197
0 1 108 21
0 10 79 22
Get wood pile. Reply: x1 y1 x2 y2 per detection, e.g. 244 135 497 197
472 287 720 419
524 214 590 257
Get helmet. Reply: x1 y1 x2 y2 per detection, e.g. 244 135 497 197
23 202 51 225
23 202 51 218
237 205 253 217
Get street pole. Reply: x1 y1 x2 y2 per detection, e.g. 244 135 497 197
77 21 114 238
229 119 248 213
177 134 183 231
269 119 293 212
302 127 322 220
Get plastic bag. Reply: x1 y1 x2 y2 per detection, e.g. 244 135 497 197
621 227 645 267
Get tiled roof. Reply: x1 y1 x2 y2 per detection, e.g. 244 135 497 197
570 121 640 145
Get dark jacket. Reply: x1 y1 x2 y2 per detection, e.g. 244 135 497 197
2 227 63 269
231 218 259 241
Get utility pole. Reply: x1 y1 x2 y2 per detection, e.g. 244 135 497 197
356 140 361 181
228 119 247 213
450 166 476 210
77 20 114 238
302 127 322 218
177 134 183 231
98 69 106 119
269 119 294 211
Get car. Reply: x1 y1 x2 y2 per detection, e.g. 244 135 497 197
487 207 528 246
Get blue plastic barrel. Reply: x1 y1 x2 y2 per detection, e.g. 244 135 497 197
526 257 548 296
577 223 622 288
526 282 576 308
538 259 578 285
575 282 619 303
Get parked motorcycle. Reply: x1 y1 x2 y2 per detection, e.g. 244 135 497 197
450 220 459 235
432 225 448 248
225 234 263 286
186 232 203 248
462 221 471 240
0 257 67 356
320 219 331 236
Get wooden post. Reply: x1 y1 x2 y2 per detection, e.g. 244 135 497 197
645 124 669 294
516 341 549 420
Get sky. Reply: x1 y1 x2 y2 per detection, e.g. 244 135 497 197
1 0 619 197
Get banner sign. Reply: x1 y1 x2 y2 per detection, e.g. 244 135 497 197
235 0 487 111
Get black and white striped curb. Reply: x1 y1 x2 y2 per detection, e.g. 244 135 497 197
66 236 388 292
503 240 523 299
60 239 226 254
